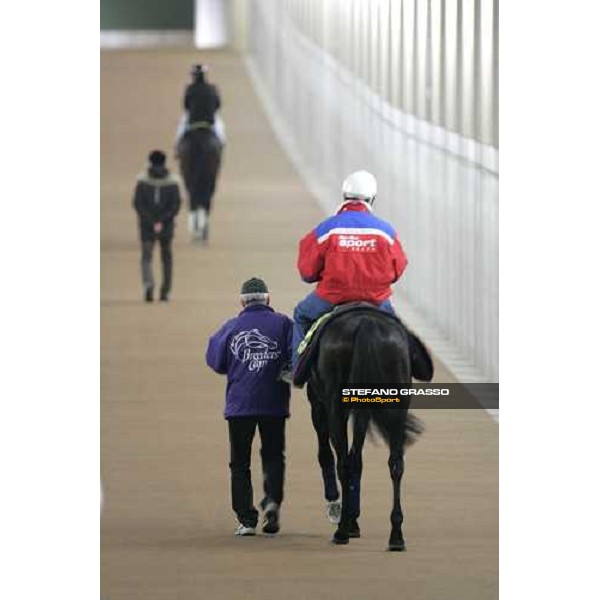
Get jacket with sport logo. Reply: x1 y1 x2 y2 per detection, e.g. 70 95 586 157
297 202 408 304
206 304 293 418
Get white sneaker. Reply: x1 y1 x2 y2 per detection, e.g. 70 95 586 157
234 523 256 536
326 500 342 524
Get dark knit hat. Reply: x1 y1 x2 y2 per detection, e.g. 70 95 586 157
149 150 166 166
241 277 269 295
191 64 207 80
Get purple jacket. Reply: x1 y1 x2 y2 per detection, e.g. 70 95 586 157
206 304 293 418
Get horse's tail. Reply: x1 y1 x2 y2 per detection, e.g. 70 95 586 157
403 412 425 446
369 406 425 448
348 316 424 447
347 318 385 384
347 318 377 444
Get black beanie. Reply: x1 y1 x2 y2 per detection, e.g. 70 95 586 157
191 64 206 82
149 150 166 166
241 277 269 295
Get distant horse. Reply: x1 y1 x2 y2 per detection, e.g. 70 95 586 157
307 309 429 551
178 125 222 241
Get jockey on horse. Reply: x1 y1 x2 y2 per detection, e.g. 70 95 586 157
177 64 223 242
293 172 429 546
292 170 408 377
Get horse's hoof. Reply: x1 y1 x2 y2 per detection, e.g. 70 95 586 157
387 542 406 552
331 535 350 546
331 529 349 545
348 521 361 538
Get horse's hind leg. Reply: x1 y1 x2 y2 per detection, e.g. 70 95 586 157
347 415 368 538
310 402 339 503
330 419 351 545
387 435 406 551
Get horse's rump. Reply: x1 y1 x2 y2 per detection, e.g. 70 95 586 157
179 129 222 211
299 305 433 386
313 310 424 445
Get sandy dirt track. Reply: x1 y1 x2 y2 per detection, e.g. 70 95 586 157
101 49 498 600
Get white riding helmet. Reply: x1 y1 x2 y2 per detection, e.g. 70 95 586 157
342 170 377 204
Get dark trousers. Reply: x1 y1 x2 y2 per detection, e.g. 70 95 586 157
228 416 286 527
141 237 173 294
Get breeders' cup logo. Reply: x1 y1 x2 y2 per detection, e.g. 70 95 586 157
230 329 281 372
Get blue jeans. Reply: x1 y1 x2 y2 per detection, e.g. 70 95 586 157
292 291 395 371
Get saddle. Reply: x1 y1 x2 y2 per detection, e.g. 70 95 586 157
293 302 434 386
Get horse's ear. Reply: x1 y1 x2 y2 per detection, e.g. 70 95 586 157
409 332 434 382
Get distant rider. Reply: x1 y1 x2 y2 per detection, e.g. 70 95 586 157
292 170 408 372
178 64 223 242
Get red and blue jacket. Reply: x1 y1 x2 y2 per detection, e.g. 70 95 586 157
297 202 408 304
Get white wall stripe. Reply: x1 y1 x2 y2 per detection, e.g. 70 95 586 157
100 30 194 49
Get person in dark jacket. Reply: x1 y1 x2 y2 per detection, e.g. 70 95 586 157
133 150 181 302
206 278 293 536
184 64 221 125
179 64 223 242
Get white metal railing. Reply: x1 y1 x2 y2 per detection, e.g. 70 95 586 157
244 0 498 382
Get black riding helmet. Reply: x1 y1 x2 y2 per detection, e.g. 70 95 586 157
191 64 208 82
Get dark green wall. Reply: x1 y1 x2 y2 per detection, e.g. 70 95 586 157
101 0 194 30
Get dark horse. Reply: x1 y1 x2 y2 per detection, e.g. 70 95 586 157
178 127 222 240
307 309 430 551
